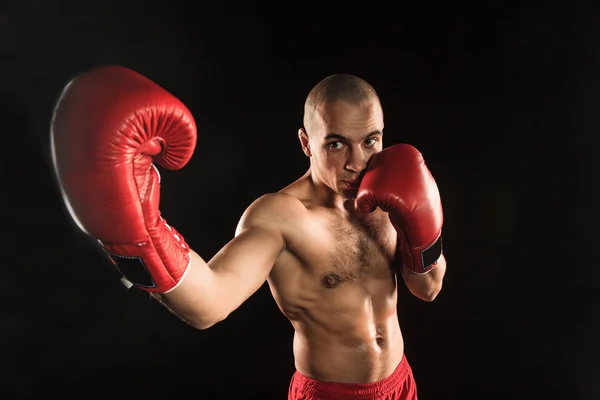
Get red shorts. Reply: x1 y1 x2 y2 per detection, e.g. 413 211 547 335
288 354 418 400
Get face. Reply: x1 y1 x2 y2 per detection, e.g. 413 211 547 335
299 98 384 199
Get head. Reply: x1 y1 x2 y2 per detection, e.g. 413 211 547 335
299 74 384 199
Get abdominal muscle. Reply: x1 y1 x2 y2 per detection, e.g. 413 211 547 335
285 279 404 384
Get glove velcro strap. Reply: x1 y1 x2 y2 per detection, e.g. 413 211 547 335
108 253 157 289
419 233 443 274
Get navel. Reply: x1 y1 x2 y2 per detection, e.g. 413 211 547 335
375 326 385 347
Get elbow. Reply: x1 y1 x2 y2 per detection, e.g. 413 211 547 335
421 289 440 302
414 282 443 302
188 311 229 330
189 318 216 330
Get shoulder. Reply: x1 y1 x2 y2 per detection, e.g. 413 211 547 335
236 192 307 234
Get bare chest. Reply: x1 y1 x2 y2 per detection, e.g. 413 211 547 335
298 209 399 288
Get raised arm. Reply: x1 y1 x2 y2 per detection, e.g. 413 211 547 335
357 144 446 302
50 65 294 329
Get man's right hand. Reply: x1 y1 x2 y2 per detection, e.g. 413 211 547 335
51 65 197 293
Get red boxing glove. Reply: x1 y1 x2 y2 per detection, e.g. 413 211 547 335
50 66 197 293
357 144 443 274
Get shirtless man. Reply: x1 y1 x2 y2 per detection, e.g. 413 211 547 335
50 66 446 400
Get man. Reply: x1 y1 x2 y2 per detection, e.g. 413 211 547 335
51 66 446 400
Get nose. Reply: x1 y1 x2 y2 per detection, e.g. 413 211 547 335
344 147 368 173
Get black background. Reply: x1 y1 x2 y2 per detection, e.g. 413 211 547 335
1 1 598 399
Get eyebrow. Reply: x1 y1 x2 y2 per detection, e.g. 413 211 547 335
324 130 383 141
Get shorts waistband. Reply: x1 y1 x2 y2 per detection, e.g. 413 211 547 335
291 354 410 399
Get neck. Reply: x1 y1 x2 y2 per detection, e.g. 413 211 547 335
304 169 358 212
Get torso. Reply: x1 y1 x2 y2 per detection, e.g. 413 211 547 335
267 176 404 383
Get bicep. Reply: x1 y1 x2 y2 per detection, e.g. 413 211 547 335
206 207 286 317
209 224 284 287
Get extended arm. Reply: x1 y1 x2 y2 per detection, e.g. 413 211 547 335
152 194 291 329
50 66 295 329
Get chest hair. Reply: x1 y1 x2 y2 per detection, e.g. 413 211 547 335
321 212 395 288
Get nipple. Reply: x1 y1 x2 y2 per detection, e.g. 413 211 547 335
321 273 342 288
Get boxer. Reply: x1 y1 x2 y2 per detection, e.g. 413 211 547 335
51 66 446 400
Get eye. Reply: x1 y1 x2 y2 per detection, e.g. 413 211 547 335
327 141 345 151
364 137 378 147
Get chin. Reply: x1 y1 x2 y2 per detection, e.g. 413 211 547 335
340 189 359 199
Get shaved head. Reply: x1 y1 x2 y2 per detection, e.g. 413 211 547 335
303 74 380 135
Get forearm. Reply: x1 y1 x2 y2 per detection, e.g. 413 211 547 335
401 254 446 302
151 250 221 329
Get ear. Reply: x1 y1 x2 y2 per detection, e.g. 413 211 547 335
298 128 312 157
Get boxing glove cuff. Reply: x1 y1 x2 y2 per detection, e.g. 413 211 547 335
403 232 443 275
